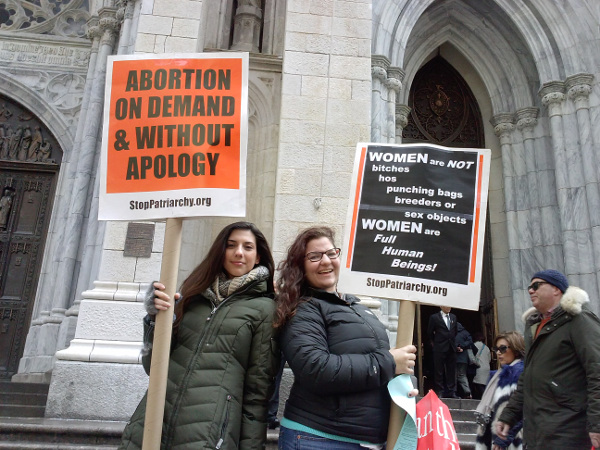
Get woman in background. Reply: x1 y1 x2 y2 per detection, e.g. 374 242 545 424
120 221 280 450
475 331 525 450
275 226 417 449
471 331 491 400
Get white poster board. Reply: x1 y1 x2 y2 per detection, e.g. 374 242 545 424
99 53 249 221
338 143 491 310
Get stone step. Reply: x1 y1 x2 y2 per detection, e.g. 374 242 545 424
0 404 46 418
0 444 117 450
0 418 124 447
0 404 479 448
1 391 48 406
0 381 49 418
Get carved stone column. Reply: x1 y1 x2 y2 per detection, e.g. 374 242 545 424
54 8 120 311
515 108 541 267
231 0 263 52
14 9 121 383
117 0 136 54
14 19 104 383
395 104 411 142
492 114 523 305
385 67 404 144
566 73 600 299
371 55 389 143
540 81 594 290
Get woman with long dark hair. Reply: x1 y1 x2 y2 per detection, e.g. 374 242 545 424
275 226 417 449
120 221 280 450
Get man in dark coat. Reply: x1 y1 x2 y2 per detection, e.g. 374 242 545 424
497 269 600 449
454 322 474 399
427 306 459 398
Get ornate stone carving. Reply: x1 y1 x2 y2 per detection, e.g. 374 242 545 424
566 73 594 108
515 107 538 132
98 8 119 47
0 0 91 38
539 81 565 116
491 113 515 140
0 68 85 129
386 67 404 94
0 93 61 164
371 55 390 82
231 0 263 52
395 104 411 131
0 186 15 229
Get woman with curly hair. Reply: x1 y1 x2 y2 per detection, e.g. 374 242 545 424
475 331 525 450
120 221 280 450
274 225 417 449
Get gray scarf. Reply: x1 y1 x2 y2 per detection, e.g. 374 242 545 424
203 265 269 305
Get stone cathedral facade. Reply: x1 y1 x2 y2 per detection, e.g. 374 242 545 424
0 0 598 420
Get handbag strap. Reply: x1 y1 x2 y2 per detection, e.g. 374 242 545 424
475 343 484 359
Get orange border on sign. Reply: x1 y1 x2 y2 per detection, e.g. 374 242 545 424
469 154 484 283
106 57 243 194
346 146 368 268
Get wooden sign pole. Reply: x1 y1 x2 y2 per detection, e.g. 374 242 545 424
386 300 416 449
142 217 183 450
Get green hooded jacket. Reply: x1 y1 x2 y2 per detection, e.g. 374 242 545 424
498 286 600 449
119 279 279 450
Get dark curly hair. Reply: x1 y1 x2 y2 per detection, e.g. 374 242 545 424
274 226 336 328
174 221 275 333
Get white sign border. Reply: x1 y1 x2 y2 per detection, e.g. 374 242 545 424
99 52 249 221
338 142 491 311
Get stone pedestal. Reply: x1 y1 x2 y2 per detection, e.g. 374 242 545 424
44 281 150 420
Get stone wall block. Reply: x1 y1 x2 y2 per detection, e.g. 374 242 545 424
284 52 330 77
45 361 148 420
153 0 202 20
172 18 202 38
286 12 332 35
332 17 371 40
98 250 137 281
75 300 145 342
330 55 371 80
133 253 164 282
137 14 173 35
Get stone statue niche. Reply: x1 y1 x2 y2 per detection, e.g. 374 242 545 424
0 95 61 165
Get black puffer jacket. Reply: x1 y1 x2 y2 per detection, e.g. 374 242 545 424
280 288 396 444
120 279 279 450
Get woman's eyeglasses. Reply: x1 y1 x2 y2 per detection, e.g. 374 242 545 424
493 345 509 354
305 248 341 262
527 281 548 291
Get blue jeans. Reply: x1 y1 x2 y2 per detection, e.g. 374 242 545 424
278 426 380 450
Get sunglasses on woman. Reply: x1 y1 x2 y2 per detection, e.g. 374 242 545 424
492 345 509 354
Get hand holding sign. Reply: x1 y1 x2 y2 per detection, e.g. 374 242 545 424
390 344 417 375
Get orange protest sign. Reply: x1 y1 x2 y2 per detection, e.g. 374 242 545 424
99 53 249 221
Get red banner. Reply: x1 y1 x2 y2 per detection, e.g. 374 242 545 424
416 390 460 450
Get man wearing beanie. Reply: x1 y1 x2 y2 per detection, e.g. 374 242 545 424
496 269 600 449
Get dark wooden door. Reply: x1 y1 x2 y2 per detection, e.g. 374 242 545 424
0 166 57 379
403 55 496 394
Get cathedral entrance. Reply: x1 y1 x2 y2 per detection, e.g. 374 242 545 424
0 95 61 379
402 55 497 394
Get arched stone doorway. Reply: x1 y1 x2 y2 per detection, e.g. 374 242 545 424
0 94 62 380
402 55 496 394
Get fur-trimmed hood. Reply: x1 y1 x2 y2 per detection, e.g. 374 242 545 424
522 286 589 323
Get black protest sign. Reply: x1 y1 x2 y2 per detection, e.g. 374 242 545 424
340 143 490 309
